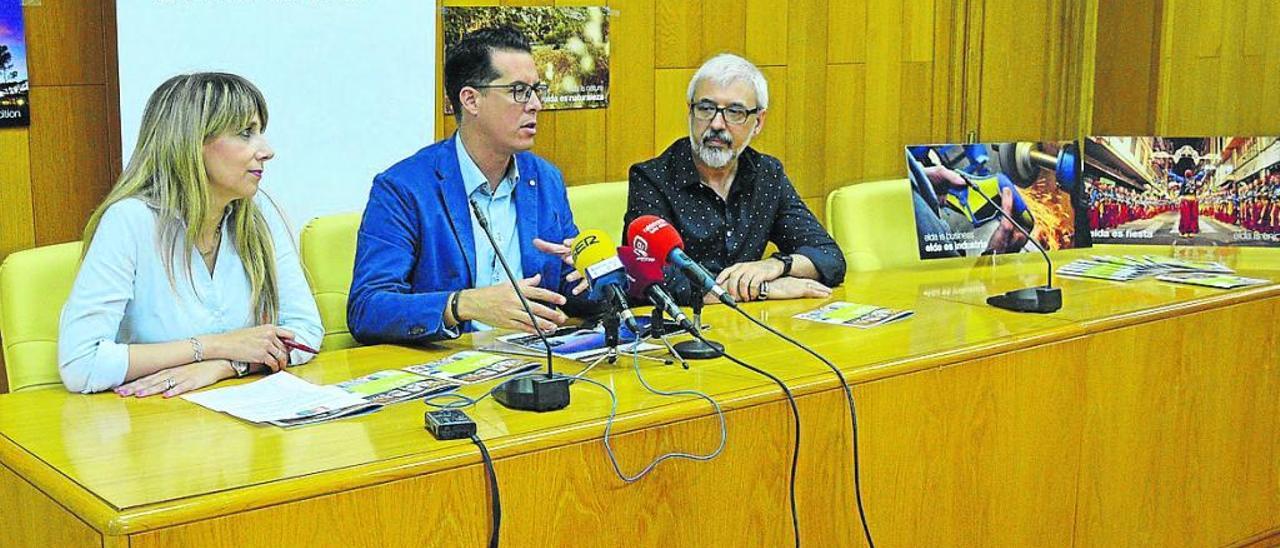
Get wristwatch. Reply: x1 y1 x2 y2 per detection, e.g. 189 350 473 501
228 360 251 378
771 252 793 277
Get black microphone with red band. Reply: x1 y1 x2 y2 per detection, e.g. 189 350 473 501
617 244 697 334
625 215 736 307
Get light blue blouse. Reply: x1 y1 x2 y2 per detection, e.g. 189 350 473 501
57 197 323 393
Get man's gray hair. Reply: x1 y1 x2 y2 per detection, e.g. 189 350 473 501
686 53 769 110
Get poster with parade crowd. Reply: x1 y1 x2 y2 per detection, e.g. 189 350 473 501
1084 136 1280 247
906 141 1089 260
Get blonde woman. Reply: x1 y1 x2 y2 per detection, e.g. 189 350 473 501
58 73 322 396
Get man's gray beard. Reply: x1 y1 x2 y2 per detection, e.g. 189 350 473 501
694 141 735 169
690 129 750 169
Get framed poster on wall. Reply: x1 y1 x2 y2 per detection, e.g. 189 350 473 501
441 6 610 113
1084 136 1280 247
0 0 30 128
907 142 1088 260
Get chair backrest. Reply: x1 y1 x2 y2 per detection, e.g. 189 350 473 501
567 181 628 245
299 212 362 351
825 179 923 272
0 242 83 392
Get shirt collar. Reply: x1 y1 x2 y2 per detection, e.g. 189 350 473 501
455 133 520 197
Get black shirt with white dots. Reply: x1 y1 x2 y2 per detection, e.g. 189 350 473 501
625 138 846 306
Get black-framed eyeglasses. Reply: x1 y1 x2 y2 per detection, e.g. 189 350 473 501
471 81 549 104
689 101 760 125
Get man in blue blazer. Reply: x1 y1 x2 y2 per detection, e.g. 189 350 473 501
349 27 588 344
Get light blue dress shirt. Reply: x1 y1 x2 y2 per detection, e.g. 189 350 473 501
57 196 324 393
456 135 522 331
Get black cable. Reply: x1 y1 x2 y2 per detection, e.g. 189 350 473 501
691 331 801 548
470 434 501 548
734 309 876 548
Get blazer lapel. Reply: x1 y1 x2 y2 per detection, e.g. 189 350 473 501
435 136 477 287
514 154 540 279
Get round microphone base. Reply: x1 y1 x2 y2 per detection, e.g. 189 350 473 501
672 339 724 360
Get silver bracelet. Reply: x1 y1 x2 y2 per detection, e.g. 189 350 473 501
189 337 204 362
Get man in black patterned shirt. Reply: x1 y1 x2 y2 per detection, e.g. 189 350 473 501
625 53 845 306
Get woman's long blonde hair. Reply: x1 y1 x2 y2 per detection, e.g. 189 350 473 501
83 72 280 323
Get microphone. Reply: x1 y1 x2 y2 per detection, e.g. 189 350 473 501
469 199 570 412
961 178 1063 313
626 215 736 307
570 229 641 333
616 245 698 335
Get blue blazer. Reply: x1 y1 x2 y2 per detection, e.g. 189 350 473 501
348 136 579 344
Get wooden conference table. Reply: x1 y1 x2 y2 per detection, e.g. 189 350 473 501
1 246 1278 547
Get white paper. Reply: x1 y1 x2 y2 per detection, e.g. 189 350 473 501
183 372 370 424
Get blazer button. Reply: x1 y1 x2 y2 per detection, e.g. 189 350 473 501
409 326 425 336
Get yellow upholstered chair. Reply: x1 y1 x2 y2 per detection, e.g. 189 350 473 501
825 179 923 272
0 242 83 392
567 181 628 245
299 212 362 351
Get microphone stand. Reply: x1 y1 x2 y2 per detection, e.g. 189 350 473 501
649 306 690 369
672 297 724 359
469 200 571 412
963 178 1063 313
583 297 673 369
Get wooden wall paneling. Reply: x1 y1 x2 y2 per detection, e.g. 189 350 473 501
652 68 694 153
823 64 866 192
1242 0 1265 57
1211 1 1245 134
1240 0 1273 134
103 0 123 176
526 115 558 162
959 0 984 141
1261 0 1280 136
753 66 787 168
975 0 1053 141
745 0 789 67
1186 56 1222 136
861 0 905 180
553 110 607 185
826 0 865 64
27 86 112 246
932 0 965 143
1077 0 1097 138
605 0 656 181
1153 0 1177 134
1090 0 1160 135
902 0 934 64
700 0 746 58
782 0 827 201
654 0 701 69
897 61 934 150
0 131 35 260
969 0 1087 141
434 7 448 142
21 0 106 86
1043 0 1080 139
1155 0 1224 135
1195 0 1225 59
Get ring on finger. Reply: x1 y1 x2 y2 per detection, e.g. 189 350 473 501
164 377 176 391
